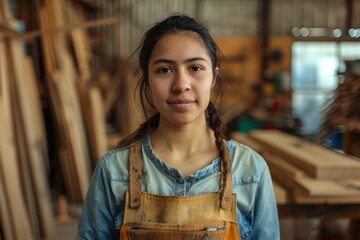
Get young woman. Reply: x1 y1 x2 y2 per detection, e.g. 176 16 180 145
77 14 279 240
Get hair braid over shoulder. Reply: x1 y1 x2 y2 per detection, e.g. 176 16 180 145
206 101 230 197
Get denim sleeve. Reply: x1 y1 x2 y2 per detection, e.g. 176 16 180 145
251 164 280 240
76 159 118 240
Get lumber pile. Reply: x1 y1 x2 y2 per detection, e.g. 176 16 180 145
231 130 360 204
37 0 110 203
0 0 116 238
0 1 53 239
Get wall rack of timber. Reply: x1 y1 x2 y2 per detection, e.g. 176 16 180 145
231 130 360 223
0 0 120 239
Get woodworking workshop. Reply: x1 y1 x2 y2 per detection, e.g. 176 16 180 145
1 0 360 239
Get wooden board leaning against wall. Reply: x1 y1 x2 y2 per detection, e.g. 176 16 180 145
37 0 112 203
1 0 116 238
0 32 35 240
8 24 54 239
0 1 55 238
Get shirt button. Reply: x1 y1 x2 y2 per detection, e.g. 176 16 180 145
176 178 184 183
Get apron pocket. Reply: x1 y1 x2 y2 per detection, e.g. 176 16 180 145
125 221 228 240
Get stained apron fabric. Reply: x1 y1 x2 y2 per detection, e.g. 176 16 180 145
119 141 241 239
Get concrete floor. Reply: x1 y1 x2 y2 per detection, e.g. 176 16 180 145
50 202 81 240
52 222 78 240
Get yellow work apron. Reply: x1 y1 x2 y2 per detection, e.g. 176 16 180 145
120 140 241 240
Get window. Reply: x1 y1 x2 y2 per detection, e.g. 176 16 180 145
291 41 360 135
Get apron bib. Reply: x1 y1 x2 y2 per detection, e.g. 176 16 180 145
120 140 241 240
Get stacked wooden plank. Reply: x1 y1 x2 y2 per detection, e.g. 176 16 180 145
231 132 288 204
0 33 35 240
38 0 91 203
0 1 53 239
64 1 108 165
234 130 360 204
37 0 109 202
1 0 113 238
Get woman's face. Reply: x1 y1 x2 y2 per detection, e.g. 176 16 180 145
148 31 216 128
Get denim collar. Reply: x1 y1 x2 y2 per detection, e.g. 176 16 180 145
142 134 234 183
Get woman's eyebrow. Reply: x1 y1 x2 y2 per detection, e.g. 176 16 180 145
185 57 208 63
152 58 175 65
152 57 208 65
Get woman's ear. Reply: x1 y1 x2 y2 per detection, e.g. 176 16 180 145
212 67 219 87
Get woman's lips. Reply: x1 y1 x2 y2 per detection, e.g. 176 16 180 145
167 99 196 109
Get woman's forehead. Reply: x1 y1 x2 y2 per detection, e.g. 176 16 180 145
149 31 210 62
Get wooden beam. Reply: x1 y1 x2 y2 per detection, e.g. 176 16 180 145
7 19 54 238
294 178 360 197
249 130 360 179
0 17 119 40
0 33 35 240
262 151 305 179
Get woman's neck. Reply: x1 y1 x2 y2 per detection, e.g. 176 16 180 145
152 117 214 152
150 117 218 176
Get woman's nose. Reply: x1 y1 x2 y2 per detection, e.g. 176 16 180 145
171 70 190 93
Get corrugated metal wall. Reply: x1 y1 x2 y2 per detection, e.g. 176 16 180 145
272 0 347 35
354 0 360 27
88 0 360 58
89 0 261 58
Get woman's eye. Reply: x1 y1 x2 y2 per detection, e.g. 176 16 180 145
157 67 172 74
190 66 202 72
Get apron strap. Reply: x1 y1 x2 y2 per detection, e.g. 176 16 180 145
220 139 233 210
128 138 233 210
128 141 142 209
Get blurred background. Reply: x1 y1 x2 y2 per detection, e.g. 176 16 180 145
1 0 360 239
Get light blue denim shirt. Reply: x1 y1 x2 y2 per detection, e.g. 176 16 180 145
77 134 280 240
